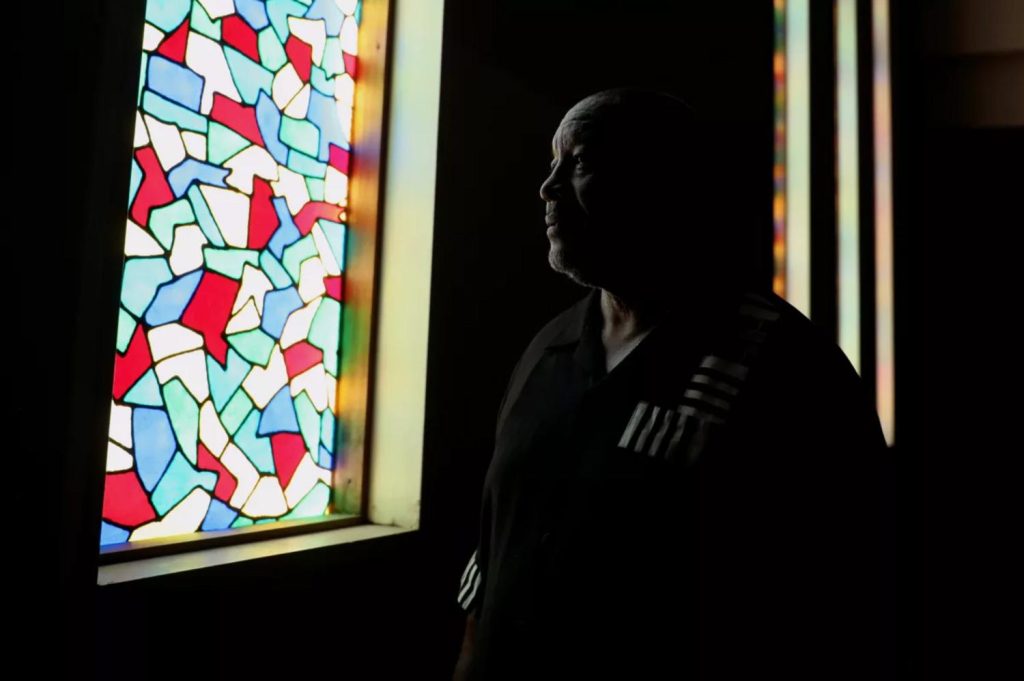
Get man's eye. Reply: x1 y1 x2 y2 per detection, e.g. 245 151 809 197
573 155 589 167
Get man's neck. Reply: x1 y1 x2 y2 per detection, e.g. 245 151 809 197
596 276 742 347
599 287 670 343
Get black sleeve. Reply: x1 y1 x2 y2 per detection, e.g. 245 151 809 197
455 300 582 619
456 343 531 616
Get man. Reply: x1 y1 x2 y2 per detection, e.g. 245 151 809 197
453 89 891 679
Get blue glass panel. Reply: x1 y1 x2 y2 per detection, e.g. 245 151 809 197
100 521 131 546
145 270 203 326
260 286 303 339
147 55 204 112
258 387 300 435
168 159 230 198
201 498 239 530
235 0 271 30
132 407 177 492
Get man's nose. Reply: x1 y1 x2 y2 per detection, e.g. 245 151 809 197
539 167 561 202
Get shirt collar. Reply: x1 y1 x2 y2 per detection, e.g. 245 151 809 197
541 284 751 354
543 287 603 351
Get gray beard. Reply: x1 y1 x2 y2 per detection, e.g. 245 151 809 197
548 247 598 289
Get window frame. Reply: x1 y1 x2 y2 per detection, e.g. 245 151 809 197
93 0 444 582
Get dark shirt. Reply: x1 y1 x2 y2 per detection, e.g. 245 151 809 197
458 287 890 679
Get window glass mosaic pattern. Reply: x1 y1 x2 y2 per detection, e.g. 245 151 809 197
101 0 362 547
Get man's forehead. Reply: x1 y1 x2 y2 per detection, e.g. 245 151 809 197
551 117 605 153
550 94 630 151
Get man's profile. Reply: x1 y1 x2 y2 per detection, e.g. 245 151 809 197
453 88 890 680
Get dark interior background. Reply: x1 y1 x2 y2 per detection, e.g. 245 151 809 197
888 1 1020 675
17 0 1021 677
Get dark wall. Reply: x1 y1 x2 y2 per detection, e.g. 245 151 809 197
890 1 1022 677
33 1 772 678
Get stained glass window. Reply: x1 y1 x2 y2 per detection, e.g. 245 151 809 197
101 0 364 547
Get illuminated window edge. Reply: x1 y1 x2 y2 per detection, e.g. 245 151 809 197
836 0 861 375
783 0 811 317
98 523 414 584
872 0 895 445
365 0 444 529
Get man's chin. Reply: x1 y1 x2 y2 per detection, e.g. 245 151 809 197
548 248 596 288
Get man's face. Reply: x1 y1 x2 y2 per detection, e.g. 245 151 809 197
539 109 618 288
539 101 665 289
539 93 727 298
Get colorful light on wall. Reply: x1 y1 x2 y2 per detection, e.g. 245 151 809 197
774 0 811 316
101 0 364 547
775 0 895 445
773 0 786 297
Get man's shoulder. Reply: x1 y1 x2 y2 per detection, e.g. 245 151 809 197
748 289 815 338
734 290 882 441
755 291 860 381
492 291 593 434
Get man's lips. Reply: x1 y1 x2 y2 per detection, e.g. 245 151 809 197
546 214 577 237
